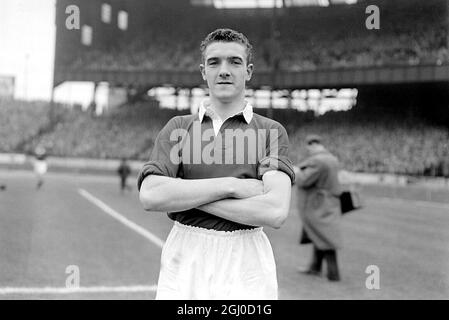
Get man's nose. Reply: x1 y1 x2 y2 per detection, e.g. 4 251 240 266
218 62 231 78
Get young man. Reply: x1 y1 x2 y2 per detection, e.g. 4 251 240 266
138 29 295 299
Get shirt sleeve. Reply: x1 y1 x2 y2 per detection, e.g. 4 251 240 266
257 122 296 184
137 117 182 191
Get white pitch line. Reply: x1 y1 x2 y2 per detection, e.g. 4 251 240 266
0 285 157 295
369 196 449 211
78 188 165 249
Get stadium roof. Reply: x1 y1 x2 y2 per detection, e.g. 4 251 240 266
191 0 359 8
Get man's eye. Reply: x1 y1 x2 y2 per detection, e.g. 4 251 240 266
232 60 242 64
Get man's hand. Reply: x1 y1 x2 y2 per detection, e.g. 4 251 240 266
198 171 292 229
232 178 264 199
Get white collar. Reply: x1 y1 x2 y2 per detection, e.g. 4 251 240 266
198 100 253 124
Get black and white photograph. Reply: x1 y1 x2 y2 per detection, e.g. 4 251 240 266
0 0 448 304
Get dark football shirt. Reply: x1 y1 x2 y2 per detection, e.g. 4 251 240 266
137 110 295 231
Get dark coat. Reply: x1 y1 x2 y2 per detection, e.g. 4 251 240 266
442 158 449 178
118 162 131 178
295 149 343 250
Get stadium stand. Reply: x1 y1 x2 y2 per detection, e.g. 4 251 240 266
20 102 189 160
2 100 448 177
65 0 448 72
286 114 449 177
3 0 448 178
0 100 52 153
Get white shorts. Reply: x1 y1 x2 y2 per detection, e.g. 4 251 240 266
156 221 278 300
33 160 47 175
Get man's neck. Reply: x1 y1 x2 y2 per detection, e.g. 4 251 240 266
209 95 246 120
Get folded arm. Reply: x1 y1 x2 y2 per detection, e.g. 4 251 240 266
197 171 292 229
139 173 264 212
139 175 235 212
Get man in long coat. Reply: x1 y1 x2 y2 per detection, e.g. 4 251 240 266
295 134 342 281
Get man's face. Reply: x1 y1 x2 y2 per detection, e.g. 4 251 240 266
200 41 253 103
306 142 323 155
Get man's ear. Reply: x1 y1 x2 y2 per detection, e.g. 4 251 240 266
246 63 254 81
199 64 206 81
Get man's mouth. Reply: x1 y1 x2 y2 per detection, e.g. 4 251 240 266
217 81 233 84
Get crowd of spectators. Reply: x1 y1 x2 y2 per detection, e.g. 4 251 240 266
281 23 448 71
288 120 449 177
0 100 52 153
21 103 183 160
66 0 448 72
2 100 448 178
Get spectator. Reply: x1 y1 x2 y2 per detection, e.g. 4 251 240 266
295 134 342 281
117 157 132 194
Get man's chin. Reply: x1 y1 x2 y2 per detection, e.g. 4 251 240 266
212 92 237 102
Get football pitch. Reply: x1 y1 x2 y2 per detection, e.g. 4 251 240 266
0 169 448 300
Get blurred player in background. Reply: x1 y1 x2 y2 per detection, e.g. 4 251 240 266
33 146 48 190
117 157 132 194
138 28 294 299
295 135 342 281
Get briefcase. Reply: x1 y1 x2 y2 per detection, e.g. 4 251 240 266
340 190 363 214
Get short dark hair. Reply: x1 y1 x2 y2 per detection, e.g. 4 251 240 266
200 28 253 65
